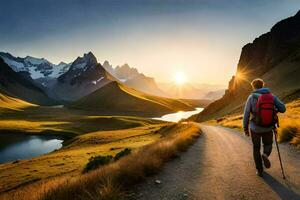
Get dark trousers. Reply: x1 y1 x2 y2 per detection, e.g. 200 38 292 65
250 130 273 171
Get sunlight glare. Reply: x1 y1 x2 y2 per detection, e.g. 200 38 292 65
173 71 187 85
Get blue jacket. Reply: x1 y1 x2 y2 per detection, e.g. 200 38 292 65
243 88 286 133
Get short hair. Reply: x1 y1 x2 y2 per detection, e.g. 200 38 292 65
251 78 264 90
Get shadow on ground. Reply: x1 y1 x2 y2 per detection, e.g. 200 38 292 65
263 172 300 200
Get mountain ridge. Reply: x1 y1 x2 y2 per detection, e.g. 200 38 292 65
191 10 300 122
0 52 71 79
51 52 113 101
70 81 193 117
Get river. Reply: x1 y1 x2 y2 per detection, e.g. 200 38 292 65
152 107 204 122
0 108 203 164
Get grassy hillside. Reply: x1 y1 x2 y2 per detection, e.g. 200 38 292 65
0 103 165 194
0 123 168 193
71 81 193 117
208 99 300 148
0 122 201 200
0 92 35 111
0 106 162 135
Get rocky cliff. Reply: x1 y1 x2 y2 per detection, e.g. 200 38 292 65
192 10 300 122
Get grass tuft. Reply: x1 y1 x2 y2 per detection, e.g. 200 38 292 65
114 148 131 161
83 155 113 173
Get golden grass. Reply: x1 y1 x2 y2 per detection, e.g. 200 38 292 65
205 115 243 131
0 106 161 135
0 93 35 111
277 99 300 147
210 99 300 148
71 81 192 117
0 124 166 193
0 123 201 200
0 120 69 133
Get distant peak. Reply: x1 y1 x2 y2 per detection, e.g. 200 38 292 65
75 52 97 64
58 61 67 66
69 52 98 72
103 60 111 66
103 60 113 70
121 63 130 68
84 51 95 57
24 55 45 60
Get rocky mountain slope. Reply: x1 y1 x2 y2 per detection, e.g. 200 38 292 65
0 52 70 79
192 10 300 122
70 81 193 116
114 63 140 81
51 52 114 101
0 57 54 105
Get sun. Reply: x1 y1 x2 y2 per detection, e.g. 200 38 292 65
173 71 187 85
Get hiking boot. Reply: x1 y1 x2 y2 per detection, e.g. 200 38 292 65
256 169 264 177
262 153 271 169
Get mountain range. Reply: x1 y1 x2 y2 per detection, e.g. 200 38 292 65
0 51 202 115
103 62 167 97
0 44 226 117
191 10 300 122
0 52 70 79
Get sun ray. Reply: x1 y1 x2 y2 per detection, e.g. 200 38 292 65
173 71 187 86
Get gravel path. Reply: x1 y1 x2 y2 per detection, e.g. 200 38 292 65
130 125 300 200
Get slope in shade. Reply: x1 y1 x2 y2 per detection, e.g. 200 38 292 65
0 57 54 105
70 81 193 117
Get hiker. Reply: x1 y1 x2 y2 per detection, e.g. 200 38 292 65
243 78 286 177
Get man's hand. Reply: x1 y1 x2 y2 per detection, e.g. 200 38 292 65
244 129 250 137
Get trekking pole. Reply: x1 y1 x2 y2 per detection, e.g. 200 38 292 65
273 127 286 179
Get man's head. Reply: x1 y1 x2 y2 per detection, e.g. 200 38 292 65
251 78 265 90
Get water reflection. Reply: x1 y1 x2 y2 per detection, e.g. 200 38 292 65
0 134 63 163
153 108 203 122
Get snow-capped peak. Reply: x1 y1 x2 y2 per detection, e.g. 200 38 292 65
0 52 71 79
24 56 48 65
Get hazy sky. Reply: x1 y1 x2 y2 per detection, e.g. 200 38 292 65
1 0 300 85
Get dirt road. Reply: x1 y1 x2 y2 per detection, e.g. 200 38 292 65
131 125 300 200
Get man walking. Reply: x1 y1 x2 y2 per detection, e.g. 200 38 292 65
243 78 286 177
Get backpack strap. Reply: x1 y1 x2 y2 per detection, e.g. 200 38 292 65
250 93 259 113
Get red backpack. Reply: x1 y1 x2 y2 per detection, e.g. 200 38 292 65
254 93 275 127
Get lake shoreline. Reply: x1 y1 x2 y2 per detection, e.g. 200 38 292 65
0 132 66 164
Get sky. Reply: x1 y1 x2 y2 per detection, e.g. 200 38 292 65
1 0 300 85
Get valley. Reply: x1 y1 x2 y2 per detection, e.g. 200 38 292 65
0 3 300 200
0 102 203 196
0 44 208 198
